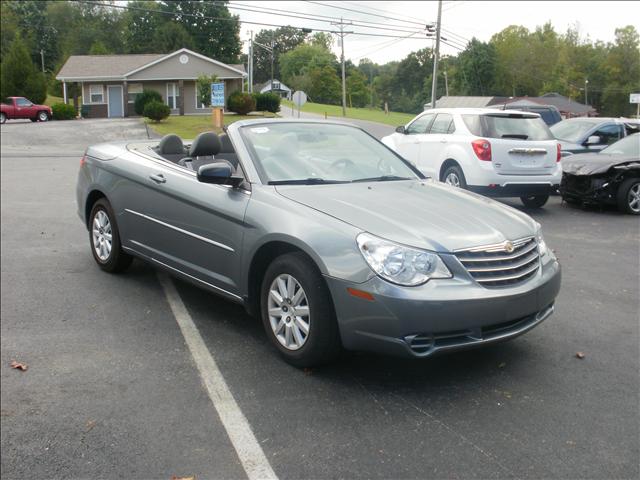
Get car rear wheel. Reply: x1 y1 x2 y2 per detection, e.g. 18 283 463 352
261 252 341 367
0 112 6 124
89 198 132 273
37 111 49 122
442 165 467 189
617 178 640 215
520 195 549 208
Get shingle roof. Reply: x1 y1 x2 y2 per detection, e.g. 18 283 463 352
427 96 500 108
57 54 165 79
504 93 596 115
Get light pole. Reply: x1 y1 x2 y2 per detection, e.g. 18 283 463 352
584 79 589 105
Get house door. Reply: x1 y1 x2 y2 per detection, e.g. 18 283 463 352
107 85 124 118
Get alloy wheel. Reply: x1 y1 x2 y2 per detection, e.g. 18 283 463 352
38 112 48 121
92 210 113 261
629 183 640 213
445 172 460 187
267 274 310 350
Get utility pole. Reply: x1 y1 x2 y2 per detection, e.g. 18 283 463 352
444 70 449 97
430 0 442 109
270 31 275 94
584 79 589 105
332 18 353 117
248 31 253 93
40 49 45 73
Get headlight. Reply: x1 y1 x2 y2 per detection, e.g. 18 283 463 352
535 223 548 256
356 233 452 286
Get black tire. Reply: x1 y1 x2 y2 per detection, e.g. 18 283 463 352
260 252 341 367
0 112 6 124
30 118 38 123
442 164 467 189
37 111 49 122
616 178 640 215
88 198 132 273
520 194 549 208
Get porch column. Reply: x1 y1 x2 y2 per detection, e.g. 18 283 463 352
123 80 128 117
178 79 184 116
63 81 68 104
73 82 79 116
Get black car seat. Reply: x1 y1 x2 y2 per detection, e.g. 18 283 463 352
215 134 239 169
156 133 186 163
178 131 221 171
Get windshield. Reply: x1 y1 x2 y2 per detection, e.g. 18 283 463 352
601 134 640 156
239 122 419 184
550 120 594 143
462 114 554 140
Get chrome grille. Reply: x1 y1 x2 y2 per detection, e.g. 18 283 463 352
455 237 540 287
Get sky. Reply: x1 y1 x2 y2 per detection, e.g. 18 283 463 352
232 1 639 65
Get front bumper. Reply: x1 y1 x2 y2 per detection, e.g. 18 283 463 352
469 183 559 197
325 256 561 358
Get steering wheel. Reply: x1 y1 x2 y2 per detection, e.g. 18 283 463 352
330 158 357 170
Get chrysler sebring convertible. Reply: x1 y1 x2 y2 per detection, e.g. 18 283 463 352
77 119 561 367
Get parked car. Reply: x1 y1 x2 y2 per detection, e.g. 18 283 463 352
0 96 52 123
491 104 562 126
76 120 561 367
551 117 640 155
560 134 640 214
382 108 561 208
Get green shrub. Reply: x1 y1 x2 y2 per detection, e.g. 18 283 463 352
253 92 281 113
143 100 170 122
51 102 76 120
227 91 255 115
134 89 163 115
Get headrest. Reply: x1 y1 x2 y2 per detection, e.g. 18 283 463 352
189 131 221 157
219 134 235 153
158 134 184 155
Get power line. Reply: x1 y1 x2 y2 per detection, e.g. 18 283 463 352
305 0 427 28
339 1 428 25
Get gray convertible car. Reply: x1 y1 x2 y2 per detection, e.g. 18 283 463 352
77 119 561 367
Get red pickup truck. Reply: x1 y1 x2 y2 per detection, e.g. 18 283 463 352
1 97 52 124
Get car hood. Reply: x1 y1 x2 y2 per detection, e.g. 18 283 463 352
276 180 536 252
562 154 640 175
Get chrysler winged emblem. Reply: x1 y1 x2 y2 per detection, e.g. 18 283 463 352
504 241 515 253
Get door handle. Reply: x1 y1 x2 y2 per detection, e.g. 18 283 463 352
440 138 447 143
149 173 166 184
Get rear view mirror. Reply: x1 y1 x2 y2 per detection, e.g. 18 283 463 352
197 162 243 187
395 125 406 134
585 135 601 146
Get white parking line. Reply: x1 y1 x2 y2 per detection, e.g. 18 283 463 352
158 273 278 480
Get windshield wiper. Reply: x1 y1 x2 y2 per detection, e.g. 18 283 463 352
502 134 529 140
351 175 412 183
268 178 349 185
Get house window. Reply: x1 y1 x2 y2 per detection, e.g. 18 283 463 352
89 84 104 104
127 83 143 103
166 83 180 109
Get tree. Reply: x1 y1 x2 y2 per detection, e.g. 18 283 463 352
310 32 333 51
454 39 497 95
160 0 241 64
152 22 194 53
346 69 369 107
89 41 111 55
252 26 309 85
279 43 337 86
601 25 640 116
305 65 341 104
123 1 167 54
196 74 219 108
0 35 47 103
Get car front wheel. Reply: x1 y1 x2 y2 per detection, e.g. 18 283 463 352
0 112 6 124
520 195 549 208
89 199 132 272
261 252 341 367
37 111 49 122
617 178 640 215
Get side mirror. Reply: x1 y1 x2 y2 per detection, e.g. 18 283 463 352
197 162 243 187
585 135 601 146
395 125 406 134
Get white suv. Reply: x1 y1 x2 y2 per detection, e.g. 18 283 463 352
382 108 562 208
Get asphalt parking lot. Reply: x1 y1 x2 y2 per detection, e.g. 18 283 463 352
1 118 638 479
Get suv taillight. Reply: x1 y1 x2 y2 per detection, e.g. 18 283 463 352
556 143 561 162
472 139 492 161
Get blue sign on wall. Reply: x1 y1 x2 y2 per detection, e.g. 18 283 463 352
211 82 225 107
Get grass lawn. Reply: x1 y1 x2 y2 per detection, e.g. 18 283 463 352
45 95 64 106
281 100 415 127
146 112 277 138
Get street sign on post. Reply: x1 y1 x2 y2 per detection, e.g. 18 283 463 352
211 82 225 128
292 91 307 118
